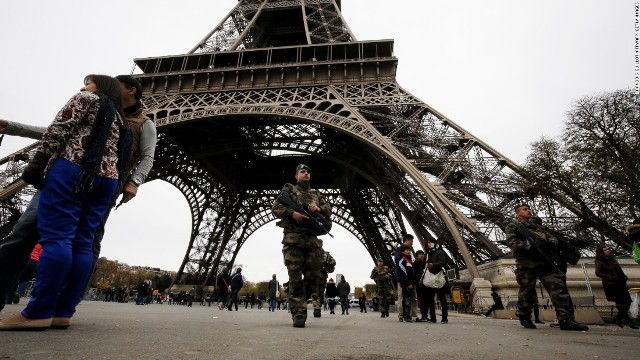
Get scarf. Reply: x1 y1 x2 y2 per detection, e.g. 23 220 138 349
75 94 132 197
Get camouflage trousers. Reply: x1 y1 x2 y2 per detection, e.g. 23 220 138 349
377 285 394 312
282 232 323 318
515 261 573 321
318 277 328 306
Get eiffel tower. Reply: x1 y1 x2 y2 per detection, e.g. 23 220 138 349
0 0 599 289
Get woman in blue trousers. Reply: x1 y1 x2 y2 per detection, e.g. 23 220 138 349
0 74 131 330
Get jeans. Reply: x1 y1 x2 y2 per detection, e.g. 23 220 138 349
228 289 240 310
7 259 39 302
340 296 349 313
22 158 117 319
0 191 41 302
269 298 276 311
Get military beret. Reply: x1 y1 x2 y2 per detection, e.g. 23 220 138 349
296 164 311 172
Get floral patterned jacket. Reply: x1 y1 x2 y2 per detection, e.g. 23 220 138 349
40 91 123 179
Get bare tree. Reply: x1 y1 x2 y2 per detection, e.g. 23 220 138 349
523 89 640 250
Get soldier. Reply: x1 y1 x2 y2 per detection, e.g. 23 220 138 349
316 251 336 317
272 164 332 328
506 203 588 331
370 258 394 318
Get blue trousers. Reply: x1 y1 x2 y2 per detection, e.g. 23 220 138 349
22 159 117 319
0 180 113 304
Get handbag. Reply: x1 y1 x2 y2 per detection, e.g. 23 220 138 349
422 268 446 289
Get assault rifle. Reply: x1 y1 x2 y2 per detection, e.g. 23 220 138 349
541 226 581 266
277 189 333 237
514 226 561 273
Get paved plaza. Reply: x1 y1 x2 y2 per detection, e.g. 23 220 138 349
0 300 637 359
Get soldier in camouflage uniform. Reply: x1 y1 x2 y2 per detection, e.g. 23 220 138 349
370 259 394 318
506 203 588 331
272 164 332 328
316 251 336 317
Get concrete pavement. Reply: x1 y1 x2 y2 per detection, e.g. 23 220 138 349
0 300 637 359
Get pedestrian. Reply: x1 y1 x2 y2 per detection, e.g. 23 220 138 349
0 75 131 331
481 289 504 318
268 274 279 312
316 250 336 318
0 74 156 315
358 293 367 313
423 238 450 324
188 287 195 307
505 203 588 331
136 280 150 305
325 278 338 314
413 250 429 320
370 258 394 318
396 245 415 323
337 276 351 315
271 164 332 328
4 244 42 306
595 246 639 329
217 269 231 310
227 268 244 311
626 218 640 244
394 234 420 322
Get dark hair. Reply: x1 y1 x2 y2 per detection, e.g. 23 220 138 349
402 234 414 242
84 74 122 112
633 218 640 225
595 246 606 260
399 244 411 253
514 203 530 212
415 250 425 255
116 75 143 100
595 246 617 267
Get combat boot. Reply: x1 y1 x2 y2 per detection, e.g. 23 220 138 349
519 318 536 329
559 319 589 331
614 315 623 328
292 314 306 328
625 316 639 330
313 309 321 318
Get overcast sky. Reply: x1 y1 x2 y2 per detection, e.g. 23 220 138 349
0 1 633 288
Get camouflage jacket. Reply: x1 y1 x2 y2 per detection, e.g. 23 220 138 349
370 265 394 287
322 251 336 274
271 182 332 235
505 218 558 261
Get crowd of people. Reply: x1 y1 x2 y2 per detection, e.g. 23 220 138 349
0 74 638 334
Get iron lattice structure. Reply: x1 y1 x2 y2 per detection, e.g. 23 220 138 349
0 0 607 286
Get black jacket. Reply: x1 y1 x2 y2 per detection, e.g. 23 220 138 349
230 272 244 291
396 255 415 288
325 282 338 298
